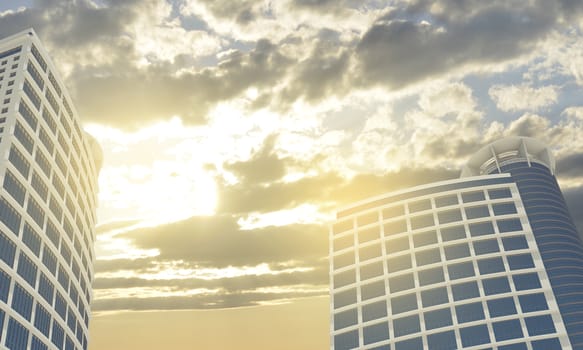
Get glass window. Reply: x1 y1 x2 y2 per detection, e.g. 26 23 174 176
415 248 441 266
462 191 485 203
473 239 500 255
6 318 29 350
487 297 516 317
427 331 456 350
456 302 485 323
492 202 517 216
383 205 404 220
384 220 407 236
424 308 452 330
444 243 470 260
334 269 355 288
387 254 412 273
483 276 511 295
27 196 45 228
391 293 417 314
452 281 480 301
438 209 462 224
17 252 37 287
435 195 458 207
460 324 490 347
51 322 64 348
22 222 41 256
0 196 22 235
389 273 415 293
421 287 448 307
334 332 359 350
0 269 10 302
359 226 380 244
395 337 423 350
334 289 356 309
531 338 562 350
409 199 431 213
448 261 475 280
360 262 383 281
58 265 69 290
418 267 444 286
12 283 33 320
393 314 420 337
441 225 466 242
55 292 67 320
478 257 505 275
42 246 57 275
31 335 48 350
465 206 490 219
493 319 523 341
359 244 382 262
410 214 434 230
38 273 54 304
9 145 30 179
513 273 541 291
34 303 51 337
361 280 385 301
525 315 556 336
413 230 437 247
333 235 353 252
363 322 389 345
23 79 41 109
334 308 357 330
362 300 387 322
332 219 352 234
386 236 409 253
358 212 378 227
519 293 548 313
502 235 528 251
469 221 494 236
334 252 355 269
498 219 522 233
507 254 535 270
14 122 34 154
0 231 16 267
18 101 38 130
489 188 512 199
3 170 26 205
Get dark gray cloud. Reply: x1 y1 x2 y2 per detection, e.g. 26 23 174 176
118 216 327 266
557 153 583 179
218 166 457 214
354 2 558 88
94 263 327 291
71 38 291 127
92 288 325 311
224 134 288 184
563 187 583 239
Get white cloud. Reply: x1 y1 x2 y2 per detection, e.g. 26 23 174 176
489 84 559 112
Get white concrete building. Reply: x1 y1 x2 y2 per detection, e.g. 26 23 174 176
0 29 100 350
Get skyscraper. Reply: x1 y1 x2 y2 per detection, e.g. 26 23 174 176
330 137 583 350
0 29 100 350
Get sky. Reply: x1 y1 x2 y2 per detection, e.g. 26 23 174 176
2 0 583 349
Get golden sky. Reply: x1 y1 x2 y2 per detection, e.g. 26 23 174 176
2 0 583 349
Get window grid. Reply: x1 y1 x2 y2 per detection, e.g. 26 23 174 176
331 181 567 349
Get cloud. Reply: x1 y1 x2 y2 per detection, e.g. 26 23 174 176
354 2 559 88
118 215 327 266
489 84 559 112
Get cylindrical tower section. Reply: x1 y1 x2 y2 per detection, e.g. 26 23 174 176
463 137 583 348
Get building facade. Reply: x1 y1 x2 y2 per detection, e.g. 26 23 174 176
330 137 583 350
0 30 100 350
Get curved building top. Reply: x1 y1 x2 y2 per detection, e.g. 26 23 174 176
460 137 555 178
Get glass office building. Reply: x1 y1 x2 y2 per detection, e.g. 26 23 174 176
0 30 101 350
330 137 583 349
